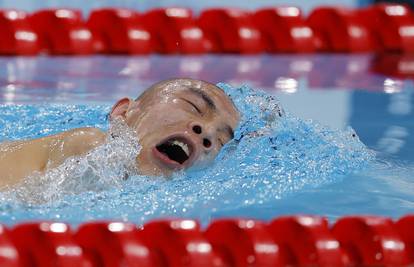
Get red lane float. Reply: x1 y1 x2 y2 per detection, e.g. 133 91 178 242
1 215 414 266
308 7 376 52
142 8 206 54
87 8 153 54
253 7 316 53
10 222 91 267
0 4 414 54
205 219 292 267
138 219 225 267
359 4 414 53
30 9 94 54
75 221 160 267
332 216 410 267
0 10 39 55
268 216 349 266
199 8 264 53
370 53 414 79
0 225 21 267
396 215 414 263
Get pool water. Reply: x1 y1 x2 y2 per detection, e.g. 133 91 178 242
0 55 413 225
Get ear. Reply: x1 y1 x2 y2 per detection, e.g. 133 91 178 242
110 98 132 120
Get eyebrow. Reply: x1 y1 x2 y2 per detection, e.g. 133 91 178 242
188 87 216 111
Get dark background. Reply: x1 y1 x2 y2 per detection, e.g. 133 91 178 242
374 0 414 8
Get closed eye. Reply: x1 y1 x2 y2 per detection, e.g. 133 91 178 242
182 99 202 114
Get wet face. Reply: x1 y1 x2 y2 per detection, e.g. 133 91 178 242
110 79 240 176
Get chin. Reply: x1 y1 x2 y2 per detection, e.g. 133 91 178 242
143 166 172 177
135 147 177 177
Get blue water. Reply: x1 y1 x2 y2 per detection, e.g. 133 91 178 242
0 83 390 225
0 55 413 225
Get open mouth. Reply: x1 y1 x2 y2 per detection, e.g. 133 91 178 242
155 137 193 166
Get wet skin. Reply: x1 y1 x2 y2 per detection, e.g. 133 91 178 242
0 78 240 188
111 78 240 176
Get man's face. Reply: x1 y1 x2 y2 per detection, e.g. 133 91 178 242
111 79 240 176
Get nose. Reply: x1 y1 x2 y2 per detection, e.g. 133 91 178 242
190 122 213 150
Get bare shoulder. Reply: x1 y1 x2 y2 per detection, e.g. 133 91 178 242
0 139 38 152
58 127 106 151
47 127 107 167
61 127 105 138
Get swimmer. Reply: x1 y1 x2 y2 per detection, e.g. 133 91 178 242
0 78 240 188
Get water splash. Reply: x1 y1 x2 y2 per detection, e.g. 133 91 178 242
0 84 374 225
9 118 141 204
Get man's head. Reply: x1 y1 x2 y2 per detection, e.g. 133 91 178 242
110 78 240 176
